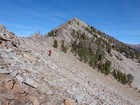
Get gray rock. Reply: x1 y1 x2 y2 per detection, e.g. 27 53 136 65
10 71 18 77
0 69 10 74
16 75 24 83
23 77 38 88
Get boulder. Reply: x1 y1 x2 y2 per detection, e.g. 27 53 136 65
23 77 38 88
10 71 18 77
16 75 24 83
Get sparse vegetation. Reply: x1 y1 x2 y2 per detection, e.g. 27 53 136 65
112 70 134 85
85 26 97 38
127 74 134 85
98 60 111 75
61 40 68 53
48 30 57 37
70 28 136 85
48 22 139 86
70 29 113 76
85 25 140 60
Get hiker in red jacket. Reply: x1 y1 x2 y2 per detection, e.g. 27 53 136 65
48 50 52 56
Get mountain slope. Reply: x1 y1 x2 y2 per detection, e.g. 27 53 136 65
0 18 140 105
46 18 140 91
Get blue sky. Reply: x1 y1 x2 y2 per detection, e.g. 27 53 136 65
0 0 140 44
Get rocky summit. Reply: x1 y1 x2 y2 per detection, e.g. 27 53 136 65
0 18 140 105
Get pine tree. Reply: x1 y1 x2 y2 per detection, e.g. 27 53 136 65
53 39 58 48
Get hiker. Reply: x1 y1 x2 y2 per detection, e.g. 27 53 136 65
48 50 52 56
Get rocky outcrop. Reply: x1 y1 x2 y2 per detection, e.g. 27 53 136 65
0 74 34 105
0 25 20 49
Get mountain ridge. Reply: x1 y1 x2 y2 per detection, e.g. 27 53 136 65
128 44 140 52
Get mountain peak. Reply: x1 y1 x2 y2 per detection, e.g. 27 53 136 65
68 18 88 27
70 17 82 22
0 24 17 42
47 18 89 43
0 24 6 33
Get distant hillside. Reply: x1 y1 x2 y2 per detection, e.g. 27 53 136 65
128 44 140 52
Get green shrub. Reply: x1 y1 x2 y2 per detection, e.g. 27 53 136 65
77 48 88 63
61 40 68 53
112 70 117 79
77 22 79 25
104 60 111 75
95 50 103 61
127 74 134 85
68 21 71 24
112 70 133 85
98 60 111 75
48 30 57 37
121 73 127 84
71 29 76 37
53 39 58 48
